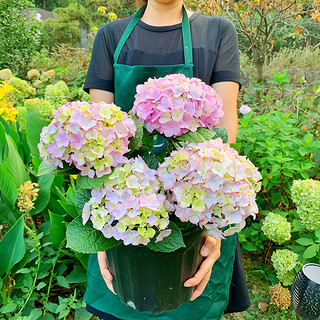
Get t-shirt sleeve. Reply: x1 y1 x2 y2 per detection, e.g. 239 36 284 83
83 27 115 93
211 19 241 87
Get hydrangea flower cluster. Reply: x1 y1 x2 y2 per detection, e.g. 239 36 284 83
158 138 262 238
291 179 320 231
82 157 170 245
261 212 291 244
132 74 224 137
38 101 136 178
8 76 35 102
271 249 299 286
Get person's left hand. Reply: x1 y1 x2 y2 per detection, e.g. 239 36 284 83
184 236 221 301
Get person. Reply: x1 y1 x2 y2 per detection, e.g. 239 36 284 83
83 0 250 319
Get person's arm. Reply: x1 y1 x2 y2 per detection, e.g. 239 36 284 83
184 81 239 301
90 88 115 104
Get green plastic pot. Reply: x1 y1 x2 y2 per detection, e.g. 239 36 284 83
106 227 207 313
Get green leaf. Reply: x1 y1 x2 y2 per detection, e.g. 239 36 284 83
49 211 66 250
31 175 54 215
36 282 46 291
75 253 89 269
66 216 121 253
303 244 319 259
296 237 315 246
128 118 144 151
37 161 78 176
66 265 87 283
0 121 8 164
2 134 29 187
26 109 50 158
147 222 185 253
143 153 161 170
0 166 18 206
57 200 78 219
176 127 215 142
75 307 93 320
230 143 241 153
0 302 18 313
25 308 43 320
44 302 59 313
0 216 25 276
75 188 91 216
56 275 70 288
315 228 320 240
76 175 108 190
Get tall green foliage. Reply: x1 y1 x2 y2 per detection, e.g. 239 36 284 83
0 0 41 75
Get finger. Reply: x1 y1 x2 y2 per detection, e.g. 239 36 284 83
189 270 211 301
200 236 219 257
97 252 116 295
184 253 216 287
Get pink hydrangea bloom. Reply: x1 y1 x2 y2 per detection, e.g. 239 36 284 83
157 138 262 238
132 74 224 137
239 105 251 114
83 157 171 246
38 101 136 178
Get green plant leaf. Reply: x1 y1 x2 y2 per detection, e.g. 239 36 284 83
230 142 241 153
0 202 18 227
0 121 8 164
0 166 18 206
25 308 43 320
303 244 319 259
147 222 185 253
143 153 161 170
76 175 108 189
26 108 50 158
0 301 18 314
66 265 87 283
128 118 143 152
49 211 66 250
75 188 91 216
57 200 78 219
75 307 93 320
30 175 54 215
2 134 29 187
0 215 25 276
66 216 121 253
315 228 320 240
37 161 78 176
175 127 228 143
296 237 315 246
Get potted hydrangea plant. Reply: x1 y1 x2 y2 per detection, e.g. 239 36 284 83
38 74 261 313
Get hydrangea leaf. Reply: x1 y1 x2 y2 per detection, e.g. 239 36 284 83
37 161 78 176
128 118 143 152
303 244 319 259
66 216 121 254
296 237 314 246
147 222 185 253
143 153 161 170
175 127 228 143
76 175 108 190
75 189 91 216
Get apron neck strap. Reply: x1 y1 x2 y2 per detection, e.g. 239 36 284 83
113 4 193 65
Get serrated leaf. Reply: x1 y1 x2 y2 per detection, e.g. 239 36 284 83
128 118 144 151
143 153 160 170
25 308 43 320
303 244 319 259
75 189 91 216
75 307 92 320
66 216 121 253
37 161 78 176
44 302 59 313
76 175 108 189
176 127 216 142
296 237 315 246
147 222 185 253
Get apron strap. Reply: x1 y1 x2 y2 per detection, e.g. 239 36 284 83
113 4 193 66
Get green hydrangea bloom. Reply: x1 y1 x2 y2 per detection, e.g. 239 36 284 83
45 84 67 108
8 76 35 102
69 87 91 103
271 249 299 286
17 98 54 132
291 179 320 231
0 68 12 81
261 212 291 244
54 80 69 96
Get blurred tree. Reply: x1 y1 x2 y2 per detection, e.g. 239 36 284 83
186 0 320 82
0 0 41 75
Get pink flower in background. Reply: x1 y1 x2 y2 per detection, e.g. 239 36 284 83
239 105 251 114
38 101 136 178
132 74 224 137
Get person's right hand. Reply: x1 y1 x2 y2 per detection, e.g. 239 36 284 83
97 251 116 295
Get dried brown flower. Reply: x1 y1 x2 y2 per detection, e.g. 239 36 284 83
17 181 39 213
27 69 40 80
269 283 291 310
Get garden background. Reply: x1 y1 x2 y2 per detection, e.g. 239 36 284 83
0 0 320 319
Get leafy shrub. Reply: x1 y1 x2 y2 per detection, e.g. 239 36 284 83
44 84 67 108
237 111 320 210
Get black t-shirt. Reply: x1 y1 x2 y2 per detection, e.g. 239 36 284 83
83 12 241 93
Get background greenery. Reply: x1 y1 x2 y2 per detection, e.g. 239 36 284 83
0 0 319 319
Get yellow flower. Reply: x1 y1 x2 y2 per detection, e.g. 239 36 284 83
17 181 40 213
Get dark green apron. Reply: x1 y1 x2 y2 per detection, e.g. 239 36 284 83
84 4 237 319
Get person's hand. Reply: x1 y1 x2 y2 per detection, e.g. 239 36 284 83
97 251 116 295
184 236 221 301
